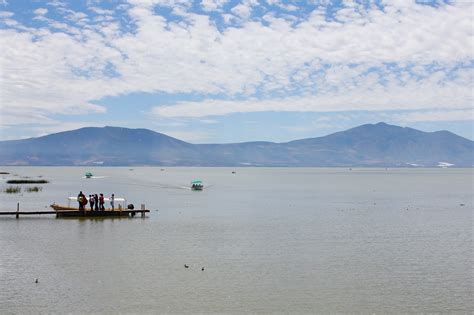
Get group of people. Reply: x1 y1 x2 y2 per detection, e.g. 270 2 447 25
77 191 115 211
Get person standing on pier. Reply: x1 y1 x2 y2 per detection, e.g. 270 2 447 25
77 191 85 210
89 195 95 211
94 194 99 211
110 193 115 210
99 193 105 211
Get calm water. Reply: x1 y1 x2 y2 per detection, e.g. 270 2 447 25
0 167 472 313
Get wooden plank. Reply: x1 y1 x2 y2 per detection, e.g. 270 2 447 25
0 210 150 216
0 211 57 215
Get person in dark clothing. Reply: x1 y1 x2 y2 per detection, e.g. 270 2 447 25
99 193 105 211
94 194 99 211
89 195 94 211
77 191 85 210
110 193 115 211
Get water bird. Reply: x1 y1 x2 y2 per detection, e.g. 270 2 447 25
184 264 189 268
201 267 204 271
35 278 38 283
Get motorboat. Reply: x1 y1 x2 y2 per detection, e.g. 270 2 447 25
191 180 203 191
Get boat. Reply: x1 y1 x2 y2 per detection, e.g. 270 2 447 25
49 197 149 218
85 172 93 178
57 196 128 208
191 180 203 191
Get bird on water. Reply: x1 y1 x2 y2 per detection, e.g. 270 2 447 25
35 278 38 283
184 264 189 268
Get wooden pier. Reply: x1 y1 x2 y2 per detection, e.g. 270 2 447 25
0 203 150 218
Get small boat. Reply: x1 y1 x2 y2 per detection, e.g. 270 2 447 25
49 197 148 218
52 196 128 210
85 172 93 178
191 180 203 191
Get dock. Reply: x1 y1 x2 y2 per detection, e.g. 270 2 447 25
0 203 150 218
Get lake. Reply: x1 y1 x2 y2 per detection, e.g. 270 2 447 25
0 167 472 313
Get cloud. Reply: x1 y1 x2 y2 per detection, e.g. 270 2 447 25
0 0 472 132
230 3 252 19
46 0 67 7
0 11 13 17
33 8 48 15
201 0 228 12
88 6 114 15
151 70 473 117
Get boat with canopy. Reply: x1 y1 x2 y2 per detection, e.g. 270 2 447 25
191 180 203 191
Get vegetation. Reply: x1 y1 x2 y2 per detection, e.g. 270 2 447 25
6 179 49 184
5 186 21 193
26 186 43 192
0 172 10 174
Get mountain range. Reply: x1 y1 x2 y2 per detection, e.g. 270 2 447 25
0 122 472 167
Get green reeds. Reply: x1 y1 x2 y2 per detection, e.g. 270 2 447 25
26 186 43 192
5 186 21 193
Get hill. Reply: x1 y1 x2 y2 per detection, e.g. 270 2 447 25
0 123 472 167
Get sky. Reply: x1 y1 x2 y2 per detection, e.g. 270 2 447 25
0 0 472 143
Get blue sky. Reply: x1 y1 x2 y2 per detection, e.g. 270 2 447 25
0 0 472 143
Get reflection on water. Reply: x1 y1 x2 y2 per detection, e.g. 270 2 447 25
0 167 472 313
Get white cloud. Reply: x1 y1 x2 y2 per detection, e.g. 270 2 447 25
201 0 228 12
266 0 298 11
65 11 88 22
88 6 114 15
150 81 473 118
0 11 13 17
33 8 48 15
231 3 252 19
127 0 191 8
47 1 67 7
0 0 472 132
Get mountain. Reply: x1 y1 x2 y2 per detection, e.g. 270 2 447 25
0 123 472 167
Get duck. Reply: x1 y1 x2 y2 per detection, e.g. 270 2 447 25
184 264 189 268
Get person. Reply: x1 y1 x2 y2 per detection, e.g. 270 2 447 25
82 192 88 210
94 194 99 211
99 193 105 211
89 195 94 211
77 191 85 210
110 193 115 211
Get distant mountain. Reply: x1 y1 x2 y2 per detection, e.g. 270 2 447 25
0 123 472 167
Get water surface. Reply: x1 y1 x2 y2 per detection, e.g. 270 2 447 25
0 167 472 313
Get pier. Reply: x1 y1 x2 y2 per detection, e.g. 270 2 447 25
0 203 150 218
